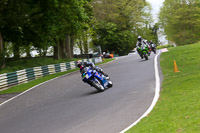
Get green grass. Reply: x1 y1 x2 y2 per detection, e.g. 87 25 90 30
0 57 79 74
127 43 200 133
0 58 115 95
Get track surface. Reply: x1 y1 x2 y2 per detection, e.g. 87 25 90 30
0 53 158 133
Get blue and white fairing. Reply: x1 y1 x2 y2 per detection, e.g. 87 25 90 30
82 67 109 88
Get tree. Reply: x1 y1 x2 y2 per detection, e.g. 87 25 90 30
51 0 92 59
92 0 147 31
0 32 5 68
0 0 92 62
152 23 159 44
159 0 200 45
93 22 135 55
0 0 7 68
0 0 42 59
91 0 153 55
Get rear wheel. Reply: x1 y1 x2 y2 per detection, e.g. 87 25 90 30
153 49 156 54
92 77 105 92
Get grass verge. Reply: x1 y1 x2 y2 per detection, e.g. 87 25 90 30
0 58 114 95
0 57 79 74
126 43 200 132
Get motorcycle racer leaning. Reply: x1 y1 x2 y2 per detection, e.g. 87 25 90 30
76 61 109 81
149 40 157 54
136 36 150 58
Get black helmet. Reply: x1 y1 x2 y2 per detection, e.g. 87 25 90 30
150 40 153 44
138 36 142 42
76 61 82 68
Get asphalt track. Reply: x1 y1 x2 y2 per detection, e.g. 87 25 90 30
0 53 159 133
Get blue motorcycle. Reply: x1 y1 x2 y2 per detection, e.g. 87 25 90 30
82 67 113 92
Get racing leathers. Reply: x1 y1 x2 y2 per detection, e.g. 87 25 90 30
79 62 109 80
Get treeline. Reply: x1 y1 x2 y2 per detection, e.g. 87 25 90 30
159 0 200 45
0 0 158 68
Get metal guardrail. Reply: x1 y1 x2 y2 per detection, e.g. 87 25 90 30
0 57 102 91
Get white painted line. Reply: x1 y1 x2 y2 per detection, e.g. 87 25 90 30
0 71 78 107
120 50 161 133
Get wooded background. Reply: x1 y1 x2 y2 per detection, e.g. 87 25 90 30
159 0 200 45
2 0 199 69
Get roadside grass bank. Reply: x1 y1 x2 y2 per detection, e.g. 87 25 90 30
126 43 200 132
0 58 79 74
0 58 114 95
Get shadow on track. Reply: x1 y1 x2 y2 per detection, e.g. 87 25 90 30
81 86 112 96
81 90 102 96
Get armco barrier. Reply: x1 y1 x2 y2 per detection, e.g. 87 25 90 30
0 57 102 91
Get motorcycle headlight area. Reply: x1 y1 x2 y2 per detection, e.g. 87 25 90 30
82 73 89 79
85 74 89 79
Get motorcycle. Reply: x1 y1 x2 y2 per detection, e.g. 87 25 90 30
81 67 113 92
151 43 156 54
138 44 149 60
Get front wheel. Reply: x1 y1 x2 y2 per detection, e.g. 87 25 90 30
91 78 105 92
107 81 113 88
144 53 148 60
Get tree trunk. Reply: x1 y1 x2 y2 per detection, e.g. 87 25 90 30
26 45 32 57
83 34 88 54
0 32 5 68
42 49 47 57
70 35 74 58
65 35 72 58
53 43 61 60
78 41 83 54
39 49 42 57
59 40 67 58
13 43 20 59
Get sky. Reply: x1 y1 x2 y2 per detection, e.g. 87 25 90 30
146 0 168 44
146 0 165 22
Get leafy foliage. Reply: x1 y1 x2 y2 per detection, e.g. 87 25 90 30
93 22 135 55
0 0 91 65
0 0 158 68
159 0 200 45
91 0 155 55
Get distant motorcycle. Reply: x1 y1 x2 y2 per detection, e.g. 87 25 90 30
138 44 149 60
151 43 156 54
82 67 113 92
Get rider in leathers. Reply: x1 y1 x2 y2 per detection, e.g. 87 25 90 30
76 61 109 82
136 36 148 58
